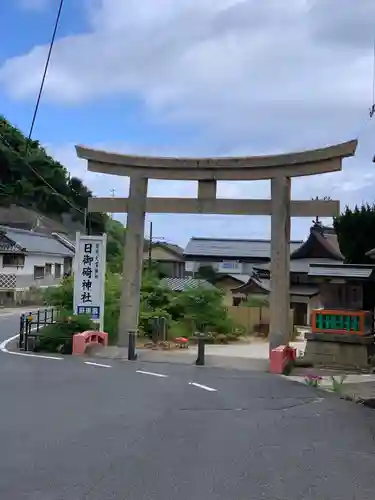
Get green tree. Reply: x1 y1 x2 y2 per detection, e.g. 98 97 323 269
105 218 126 273
334 204 375 263
195 265 218 283
173 286 233 333
0 115 107 233
44 274 238 345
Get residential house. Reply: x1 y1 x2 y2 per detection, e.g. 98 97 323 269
0 204 83 238
213 274 252 306
183 237 303 276
160 277 216 292
183 236 304 305
0 226 75 305
143 242 185 278
232 222 375 325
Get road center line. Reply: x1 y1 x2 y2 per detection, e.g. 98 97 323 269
136 370 168 378
84 361 112 368
189 382 217 392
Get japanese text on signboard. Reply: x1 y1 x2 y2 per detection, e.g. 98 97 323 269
74 235 105 321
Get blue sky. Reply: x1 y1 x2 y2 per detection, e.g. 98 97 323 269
1 2 196 151
1 0 375 246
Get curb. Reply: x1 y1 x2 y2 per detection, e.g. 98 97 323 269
89 346 270 372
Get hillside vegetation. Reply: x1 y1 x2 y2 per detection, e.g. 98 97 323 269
0 116 125 271
0 115 107 233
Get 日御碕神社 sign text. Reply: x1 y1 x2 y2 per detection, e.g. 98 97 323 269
73 232 107 331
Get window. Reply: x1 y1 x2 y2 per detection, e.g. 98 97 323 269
2 253 25 267
55 263 62 278
232 297 242 306
45 263 52 275
34 266 45 280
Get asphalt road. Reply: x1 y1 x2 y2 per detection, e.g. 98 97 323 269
1 310 375 499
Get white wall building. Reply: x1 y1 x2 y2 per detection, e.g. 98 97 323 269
0 226 75 305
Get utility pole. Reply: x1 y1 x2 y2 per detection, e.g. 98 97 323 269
83 208 90 234
110 188 115 219
148 221 153 271
147 222 165 273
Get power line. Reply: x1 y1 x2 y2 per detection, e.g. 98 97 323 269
0 0 75 212
0 0 104 230
370 36 375 118
0 132 106 229
27 0 65 142
0 131 83 214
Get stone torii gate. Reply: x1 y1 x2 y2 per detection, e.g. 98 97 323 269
76 140 357 351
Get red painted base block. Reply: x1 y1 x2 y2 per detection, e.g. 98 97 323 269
269 345 297 374
175 337 189 349
72 330 108 356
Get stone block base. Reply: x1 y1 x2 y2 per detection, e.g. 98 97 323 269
304 335 375 369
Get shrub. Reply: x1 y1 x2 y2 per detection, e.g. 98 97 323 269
43 276 73 310
174 287 230 331
139 309 171 339
38 312 94 353
244 296 269 308
169 320 193 339
43 273 121 345
43 272 241 346
215 333 230 344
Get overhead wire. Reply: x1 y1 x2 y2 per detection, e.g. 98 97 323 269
0 130 84 214
369 36 375 118
27 0 65 143
0 130 105 229
0 0 104 230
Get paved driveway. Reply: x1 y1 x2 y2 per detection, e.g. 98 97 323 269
1 311 375 499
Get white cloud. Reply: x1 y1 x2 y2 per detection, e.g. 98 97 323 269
16 0 50 11
3 0 375 245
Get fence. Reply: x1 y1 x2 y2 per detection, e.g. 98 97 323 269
19 308 57 351
227 305 294 336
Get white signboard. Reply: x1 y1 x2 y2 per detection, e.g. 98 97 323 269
218 261 243 274
185 261 195 272
73 232 107 331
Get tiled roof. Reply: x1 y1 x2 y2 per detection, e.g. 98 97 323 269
215 274 251 284
1 227 74 257
52 232 75 251
0 231 23 253
0 205 74 235
144 241 184 258
159 242 184 255
291 223 344 261
255 258 344 274
232 276 319 296
227 273 251 283
184 238 303 259
308 264 375 279
160 277 216 292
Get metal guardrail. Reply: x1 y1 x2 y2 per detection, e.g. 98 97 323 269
19 308 57 351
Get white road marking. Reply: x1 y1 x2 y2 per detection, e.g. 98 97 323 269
84 361 112 368
189 382 217 392
0 331 63 360
136 370 168 378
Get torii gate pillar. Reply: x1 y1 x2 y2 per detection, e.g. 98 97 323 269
118 175 148 347
270 176 291 351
